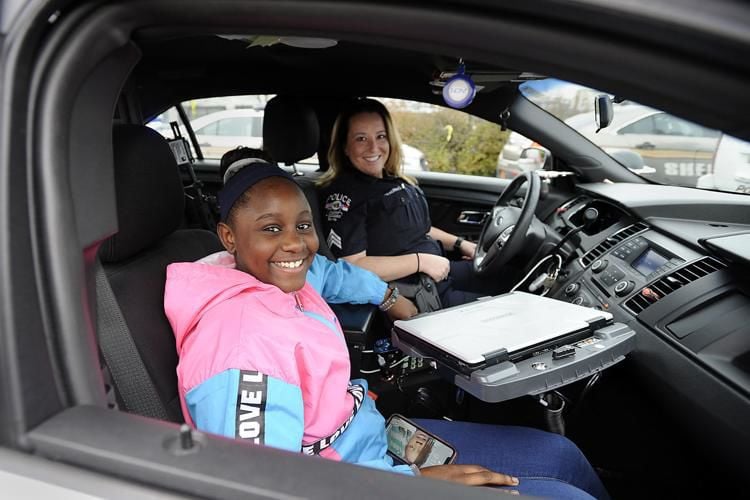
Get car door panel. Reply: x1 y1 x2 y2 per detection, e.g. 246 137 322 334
415 174 504 240
417 173 573 241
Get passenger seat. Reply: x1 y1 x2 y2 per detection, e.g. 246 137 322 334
98 124 221 421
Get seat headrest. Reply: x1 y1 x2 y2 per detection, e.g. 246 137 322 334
99 125 185 263
263 95 320 164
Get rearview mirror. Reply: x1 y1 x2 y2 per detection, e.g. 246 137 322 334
594 94 613 133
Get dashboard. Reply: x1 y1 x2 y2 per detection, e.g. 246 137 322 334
542 183 750 460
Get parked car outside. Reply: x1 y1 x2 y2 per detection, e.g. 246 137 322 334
496 131 536 178
498 104 721 186
697 134 750 194
568 104 721 186
402 143 429 172
189 108 265 159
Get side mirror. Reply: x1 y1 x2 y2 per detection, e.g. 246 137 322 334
594 94 613 133
610 149 656 175
519 146 551 171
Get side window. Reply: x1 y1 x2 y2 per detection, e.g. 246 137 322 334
251 116 263 137
161 95 272 160
653 113 690 136
216 117 253 136
195 120 218 135
383 97 509 177
619 116 655 135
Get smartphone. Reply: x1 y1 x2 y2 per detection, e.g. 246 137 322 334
385 413 457 467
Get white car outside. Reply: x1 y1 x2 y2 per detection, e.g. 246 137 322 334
697 134 750 194
568 104 720 186
402 143 429 172
189 108 265 158
496 131 535 178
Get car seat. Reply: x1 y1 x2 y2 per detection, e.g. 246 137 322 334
263 96 382 373
98 124 222 421
262 95 336 260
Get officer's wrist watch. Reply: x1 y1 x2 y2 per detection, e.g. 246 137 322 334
453 236 465 253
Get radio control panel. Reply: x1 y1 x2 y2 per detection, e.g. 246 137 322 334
556 232 684 309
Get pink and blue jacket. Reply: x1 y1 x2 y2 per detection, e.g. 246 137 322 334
164 255 413 474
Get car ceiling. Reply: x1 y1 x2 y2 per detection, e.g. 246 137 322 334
133 34 521 123
115 0 750 147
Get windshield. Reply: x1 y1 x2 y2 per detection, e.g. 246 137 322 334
520 79 750 195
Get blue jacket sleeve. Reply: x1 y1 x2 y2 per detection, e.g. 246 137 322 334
307 254 388 305
185 368 304 453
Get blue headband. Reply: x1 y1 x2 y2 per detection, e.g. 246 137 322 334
218 161 296 222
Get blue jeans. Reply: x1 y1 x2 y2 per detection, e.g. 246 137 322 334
414 419 609 499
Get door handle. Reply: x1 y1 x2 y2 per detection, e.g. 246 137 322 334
457 211 489 225
635 142 655 150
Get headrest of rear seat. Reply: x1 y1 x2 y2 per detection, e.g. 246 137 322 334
263 95 320 165
99 124 185 263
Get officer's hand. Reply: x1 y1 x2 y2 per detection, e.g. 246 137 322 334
419 253 451 282
420 464 520 487
386 295 418 320
460 240 477 260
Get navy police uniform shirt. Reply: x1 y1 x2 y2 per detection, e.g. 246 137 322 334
320 169 442 258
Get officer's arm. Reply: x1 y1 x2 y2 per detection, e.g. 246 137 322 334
428 227 476 258
342 251 421 282
428 226 461 249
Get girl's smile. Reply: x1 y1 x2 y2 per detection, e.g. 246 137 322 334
218 176 319 293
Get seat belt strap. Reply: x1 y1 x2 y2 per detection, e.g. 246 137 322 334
95 260 170 420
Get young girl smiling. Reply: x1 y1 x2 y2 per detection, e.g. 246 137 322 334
164 161 607 498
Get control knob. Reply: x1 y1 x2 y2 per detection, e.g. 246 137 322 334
591 259 608 273
614 280 635 297
564 283 580 296
572 296 589 306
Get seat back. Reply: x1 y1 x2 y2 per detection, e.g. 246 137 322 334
99 124 221 421
263 95 335 260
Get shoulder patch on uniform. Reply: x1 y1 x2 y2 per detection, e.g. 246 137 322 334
324 193 351 221
327 229 342 250
235 370 267 444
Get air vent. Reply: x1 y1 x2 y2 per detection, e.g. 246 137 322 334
624 257 727 315
579 222 648 267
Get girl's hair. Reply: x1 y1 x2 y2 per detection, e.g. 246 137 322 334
220 146 275 178
317 97 414 187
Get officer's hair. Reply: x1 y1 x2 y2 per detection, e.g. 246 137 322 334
317 97 415 187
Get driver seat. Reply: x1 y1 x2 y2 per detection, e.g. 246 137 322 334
263 95 441 313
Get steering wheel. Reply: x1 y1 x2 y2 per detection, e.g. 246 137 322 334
473 171 541 275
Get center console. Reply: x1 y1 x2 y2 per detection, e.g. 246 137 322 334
558 223 686 311
549 214 750 400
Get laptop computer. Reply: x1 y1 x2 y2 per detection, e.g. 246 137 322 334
393 292 614 374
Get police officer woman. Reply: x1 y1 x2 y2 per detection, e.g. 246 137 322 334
317 98 495 307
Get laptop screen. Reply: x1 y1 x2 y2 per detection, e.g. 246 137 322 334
394 292 613 365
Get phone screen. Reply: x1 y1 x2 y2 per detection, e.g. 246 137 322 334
385 414 456 467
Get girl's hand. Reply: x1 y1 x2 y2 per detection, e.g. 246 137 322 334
420 464 520 487
386 295 418 320
418 253 451 282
